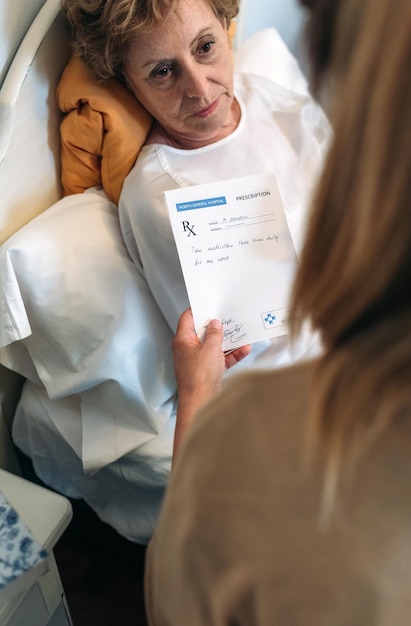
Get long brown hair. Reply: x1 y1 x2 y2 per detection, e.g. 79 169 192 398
291 0 411 511
298 0 343 98
61 0 240 81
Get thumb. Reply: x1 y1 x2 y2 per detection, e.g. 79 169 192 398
175 307 196 338
204 318 224 345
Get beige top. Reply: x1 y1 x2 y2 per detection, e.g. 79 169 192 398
145 360 411 625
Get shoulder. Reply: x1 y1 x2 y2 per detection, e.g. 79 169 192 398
120 144 178 203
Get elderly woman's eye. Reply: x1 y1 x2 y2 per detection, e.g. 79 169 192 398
198 40 215 55
151 65 172 79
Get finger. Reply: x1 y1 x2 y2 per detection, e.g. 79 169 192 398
174 307 197 344
204 318 224 347
224 344 252 369
176 307 194 333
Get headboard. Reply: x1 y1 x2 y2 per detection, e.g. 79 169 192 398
0 0 48 86
0 0 71 470
0 0 71 246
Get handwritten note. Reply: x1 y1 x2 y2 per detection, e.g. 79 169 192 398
164 173 298 351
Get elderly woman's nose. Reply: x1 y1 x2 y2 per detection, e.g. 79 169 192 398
183 66 209 98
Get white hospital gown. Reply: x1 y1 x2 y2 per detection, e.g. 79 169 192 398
119 72 330 371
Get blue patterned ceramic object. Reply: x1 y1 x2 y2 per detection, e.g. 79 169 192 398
0 491 48 592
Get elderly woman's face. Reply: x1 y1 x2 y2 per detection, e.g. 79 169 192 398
124 0 238 148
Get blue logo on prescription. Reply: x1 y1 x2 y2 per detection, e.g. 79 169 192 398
261 308 288 330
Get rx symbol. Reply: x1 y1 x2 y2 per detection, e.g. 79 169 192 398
182 220 197 236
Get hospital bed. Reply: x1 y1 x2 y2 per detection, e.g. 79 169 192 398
0 0 310 544
0 0 70 473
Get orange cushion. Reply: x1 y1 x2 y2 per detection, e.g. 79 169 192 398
57 56 152 204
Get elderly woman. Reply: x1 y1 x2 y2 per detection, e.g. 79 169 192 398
62 0 329 372
146 0 411 621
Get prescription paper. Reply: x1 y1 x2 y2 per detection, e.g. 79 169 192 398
164 173 298 351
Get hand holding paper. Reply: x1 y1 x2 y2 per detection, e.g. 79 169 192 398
172 308 252 459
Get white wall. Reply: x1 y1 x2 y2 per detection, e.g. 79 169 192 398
236 0 307 66
0 0 46 85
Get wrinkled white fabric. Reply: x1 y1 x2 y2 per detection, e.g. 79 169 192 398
13 380 174 544
0 190 176 473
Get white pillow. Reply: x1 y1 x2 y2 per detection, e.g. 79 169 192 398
234 28 309 95
0 189 176 471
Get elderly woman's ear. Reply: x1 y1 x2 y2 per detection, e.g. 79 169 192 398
227 20 236 47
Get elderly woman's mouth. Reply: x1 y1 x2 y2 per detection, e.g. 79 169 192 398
192 98 220 118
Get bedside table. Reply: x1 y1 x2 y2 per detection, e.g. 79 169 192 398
0 469 73 626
